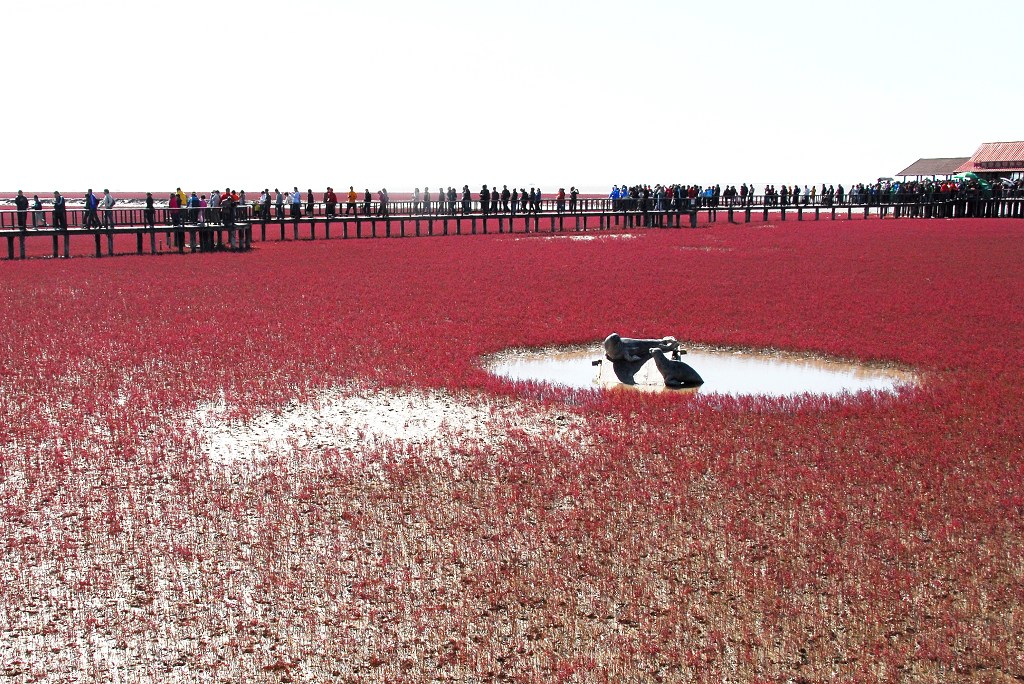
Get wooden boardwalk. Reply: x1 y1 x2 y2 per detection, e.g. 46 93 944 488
2 195 1023 260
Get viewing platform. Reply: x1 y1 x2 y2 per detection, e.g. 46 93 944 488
1 194 1022 260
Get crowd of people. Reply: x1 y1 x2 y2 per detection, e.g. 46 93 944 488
608 177 1024 211
5 177 1023 231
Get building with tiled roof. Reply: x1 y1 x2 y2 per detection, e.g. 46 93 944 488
955 142 1024 181
896 158 970 180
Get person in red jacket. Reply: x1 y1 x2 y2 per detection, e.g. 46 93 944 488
324 187 337 217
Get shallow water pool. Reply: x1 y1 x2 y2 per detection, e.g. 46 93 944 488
486 346 914 397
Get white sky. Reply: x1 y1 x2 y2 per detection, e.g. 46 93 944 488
4 0 1022 193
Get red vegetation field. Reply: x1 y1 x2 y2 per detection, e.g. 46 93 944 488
1 219 1022 682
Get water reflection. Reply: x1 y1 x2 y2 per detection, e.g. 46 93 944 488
486 346 914 397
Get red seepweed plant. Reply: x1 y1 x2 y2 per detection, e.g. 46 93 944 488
0 218 1022 681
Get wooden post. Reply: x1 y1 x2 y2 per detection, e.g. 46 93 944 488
136 232 143 254
280 223 286 241
763 207 769 221
261 221 267 242
415 218 421 237
63 233 70 258
781 207 786 221
7 236 15 260
471 217 477 235
797 206 803 221
52 235 59 258
18 235 26 259
95 233 103 257
815 207 820 221
325 218 331 239
150 230 157 254
745 207 751 223
689 209 697 228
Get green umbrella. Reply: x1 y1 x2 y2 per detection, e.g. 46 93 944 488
954 172 991 190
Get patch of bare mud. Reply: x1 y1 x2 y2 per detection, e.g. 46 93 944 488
194 387 585 465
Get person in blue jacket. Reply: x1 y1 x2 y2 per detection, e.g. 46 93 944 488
84 189 101 229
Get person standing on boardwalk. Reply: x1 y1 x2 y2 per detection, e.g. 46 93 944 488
208 190 220 225
346 186 357 215
363 189 371 215
14 191 29 229
168 193 180 230
144 192 155 229
32 194 48 228
291 187 302 220
259 189 270 220
480 185 490 216
376 188 388 216
324 187 337 217
274 189 284 220
83 189 101 228
569 187 578 213
305 189 314 217
189 191 200 224
224 189 237 228
52 191 67 231
447 186 457 215
423 187 431 215
556 188 566 213
199 195 212 249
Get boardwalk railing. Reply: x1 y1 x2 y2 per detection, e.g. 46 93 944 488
2 194 1023 260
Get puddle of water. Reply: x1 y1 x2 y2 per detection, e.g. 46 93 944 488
486 346 914 397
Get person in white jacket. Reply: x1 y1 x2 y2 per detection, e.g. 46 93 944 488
101 189 116 228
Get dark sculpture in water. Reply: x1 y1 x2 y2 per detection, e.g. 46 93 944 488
601 333 704 388
649 348 704 388
603 333 680 363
